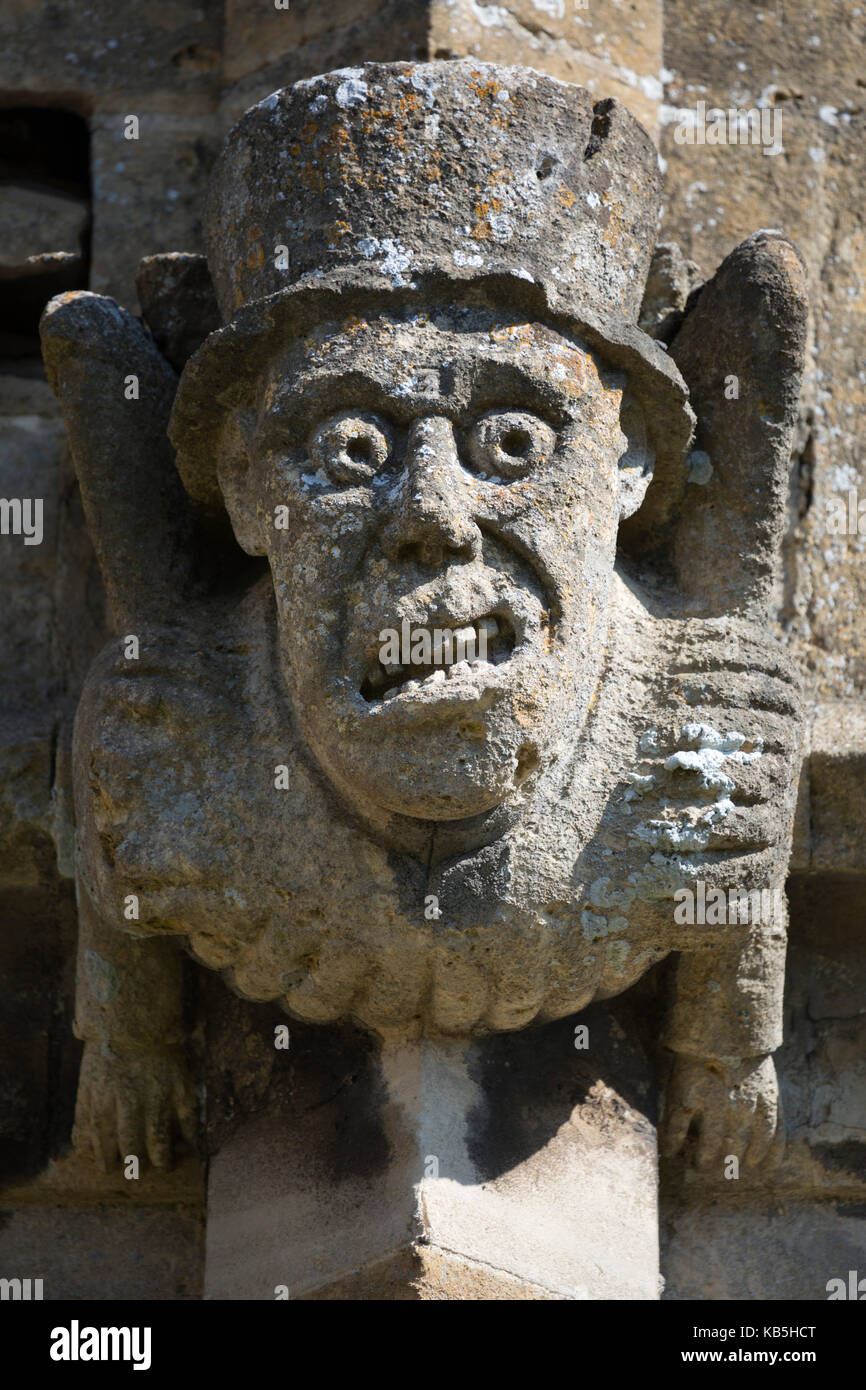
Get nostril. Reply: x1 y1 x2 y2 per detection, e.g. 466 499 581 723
395 540 431 566
392 530 476 568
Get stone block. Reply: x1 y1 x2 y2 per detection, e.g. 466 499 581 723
662 1199 866 1300
90 113 218 308
204 1009 659 1299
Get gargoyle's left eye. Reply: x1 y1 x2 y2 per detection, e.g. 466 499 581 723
466 410 556 480
309 411 392 485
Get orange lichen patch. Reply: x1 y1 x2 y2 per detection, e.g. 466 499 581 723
246 228 265 272
358 94 420 139
556 186 576 210
341 316 369 335
470 75 500 102
600 191 627 249
424 161 442 183
299 164 325 195
360 108 390 135
302 334 333 362
325 220 351 248
489 323 536 345
471 198 503 240
546 349 590 398
488 167 513 187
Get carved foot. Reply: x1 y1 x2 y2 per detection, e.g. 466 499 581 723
72 1041 197 1172
662 1053 784 1171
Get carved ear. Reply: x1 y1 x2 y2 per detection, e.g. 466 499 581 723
617 392 654 520
216 409 266 556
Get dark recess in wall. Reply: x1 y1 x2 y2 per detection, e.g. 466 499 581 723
0 107 91 359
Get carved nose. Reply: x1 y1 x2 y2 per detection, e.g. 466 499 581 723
380 416 480 567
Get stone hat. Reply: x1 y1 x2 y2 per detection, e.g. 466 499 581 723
171 60 694 510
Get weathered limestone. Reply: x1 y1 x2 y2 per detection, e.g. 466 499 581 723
218 0 664 132
135 253 221 374
34 59 810 1297
659 0 866 702
0 0 857 1305
205 1013 659 1299
653 2 866 1288
89 113 218 308
429 0 663 135
0 0 222 115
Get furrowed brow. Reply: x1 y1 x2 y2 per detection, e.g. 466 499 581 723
262 367 450 427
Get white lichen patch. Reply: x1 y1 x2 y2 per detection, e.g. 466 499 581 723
453 248 484 268
358 236 414 286
335 74 369 109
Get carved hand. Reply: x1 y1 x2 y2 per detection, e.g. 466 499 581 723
38 287 218 1170
646 231 807 1169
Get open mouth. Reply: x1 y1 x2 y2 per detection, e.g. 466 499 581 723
360 612 517 703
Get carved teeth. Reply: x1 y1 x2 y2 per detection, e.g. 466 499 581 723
359 611 517 703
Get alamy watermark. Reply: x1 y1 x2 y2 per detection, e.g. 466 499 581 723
0 1276 43 1299
822 488 866 535
674 882 784 926
673 100 783 157
0 497 43 545
378 618 490 670
50 1321 151 1370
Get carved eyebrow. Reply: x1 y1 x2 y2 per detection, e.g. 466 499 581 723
456 356 579 423
262 368 446 427
262 355 583 431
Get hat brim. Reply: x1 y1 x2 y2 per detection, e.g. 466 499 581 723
169 267 695 521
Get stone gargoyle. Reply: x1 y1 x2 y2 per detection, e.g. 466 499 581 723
40 61 807 1173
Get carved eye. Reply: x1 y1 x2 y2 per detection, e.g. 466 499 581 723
466 410 556 479
309 411 392 485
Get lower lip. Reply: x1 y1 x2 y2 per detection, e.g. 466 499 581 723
357 656 517 717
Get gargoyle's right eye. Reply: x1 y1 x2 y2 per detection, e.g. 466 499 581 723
309 411 392 486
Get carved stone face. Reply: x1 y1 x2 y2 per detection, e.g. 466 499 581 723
225 306 648 820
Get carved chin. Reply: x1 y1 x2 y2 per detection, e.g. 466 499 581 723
307 680 550 820
326 734 538 820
